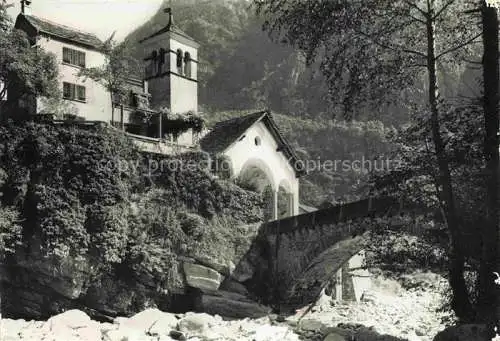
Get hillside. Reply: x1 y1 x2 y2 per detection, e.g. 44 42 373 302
123 0 333 120
123 0 482 126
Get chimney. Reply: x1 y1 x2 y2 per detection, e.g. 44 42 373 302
21 0 32 15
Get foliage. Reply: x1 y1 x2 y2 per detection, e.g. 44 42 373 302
364 229 448 275
146 151 265 222
38 95 80 119
253 0 479 120
34 185 88 260
0 205 22 258
155 108 205 136
0 122 139 264
0 24 59 108
0 120 265 316
78 35 140 109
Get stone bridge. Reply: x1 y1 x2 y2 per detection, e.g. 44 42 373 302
233 196 439 313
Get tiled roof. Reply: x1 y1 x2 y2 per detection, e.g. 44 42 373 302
200 110 306 177
200 111 266 154
18 14 103 49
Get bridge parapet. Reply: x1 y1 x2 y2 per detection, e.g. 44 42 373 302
262 196 406 235
245 196 439 312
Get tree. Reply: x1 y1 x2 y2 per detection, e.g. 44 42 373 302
0 1 59 112
254 0 481 321
78 34 139 118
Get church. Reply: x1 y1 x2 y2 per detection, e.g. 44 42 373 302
9 4 305 220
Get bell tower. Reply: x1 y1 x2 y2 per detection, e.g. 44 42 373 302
140 7 199 115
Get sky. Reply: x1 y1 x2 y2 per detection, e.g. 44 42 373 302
6 0 164 41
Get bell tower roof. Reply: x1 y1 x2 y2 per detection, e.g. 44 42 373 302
139 7 199 48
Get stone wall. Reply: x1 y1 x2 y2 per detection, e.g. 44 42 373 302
242 196 435 312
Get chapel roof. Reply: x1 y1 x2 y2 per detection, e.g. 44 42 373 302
200 110 306 177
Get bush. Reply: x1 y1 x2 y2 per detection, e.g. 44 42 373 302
0 206 22 258
0 122 265 317
364 229 448 275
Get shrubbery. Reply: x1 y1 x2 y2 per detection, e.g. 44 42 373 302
364 228 448 276
0 121 265 317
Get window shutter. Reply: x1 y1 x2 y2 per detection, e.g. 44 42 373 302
63 48 70 63
184 52 191 77
63 82 71 98
176 49 183 68
78 51 86 67
77 86 86 101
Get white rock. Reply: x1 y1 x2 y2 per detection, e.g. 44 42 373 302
75 324 103 341
177 313 215 335
250 325 301 341
127 308 170 332
2 319 28 338
47 310 92 330
183 263 225 292
102 326 150 341
298 318 327 332
147 313 179 336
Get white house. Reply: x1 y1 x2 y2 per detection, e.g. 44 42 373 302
13 13 114 121
200 111 306 219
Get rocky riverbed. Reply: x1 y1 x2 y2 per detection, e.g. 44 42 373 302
0 271 450 341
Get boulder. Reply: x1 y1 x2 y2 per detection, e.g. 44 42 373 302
322 327 353 340
298 318 327 332
2 319 29 339
110 309 179 337
102 326 151 341
219 278 249 295
250 325 301 341
196 291 272 319
16 321 50 340
169 330 187 340
324 332 350 341
74 324 103 341
148 314 179 336
231 259 255 282
47 310 92 330
433 324 491 341
177 313 215 335
183 263 224 292
192 255 235 276
355 327 406 341
127 309 175 332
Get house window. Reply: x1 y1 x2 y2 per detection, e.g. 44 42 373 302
62 47 86 67
63 82 86 102
255 136 262 146
176 49 183 74
184 52 191 78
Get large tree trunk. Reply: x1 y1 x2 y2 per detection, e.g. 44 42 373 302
425 0 473 322
478 2 500 335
